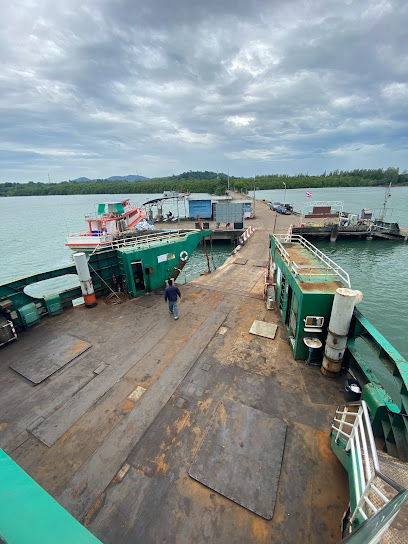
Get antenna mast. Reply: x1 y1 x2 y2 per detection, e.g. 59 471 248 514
379 182 392 221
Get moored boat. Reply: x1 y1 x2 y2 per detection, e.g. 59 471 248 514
66 199 146 250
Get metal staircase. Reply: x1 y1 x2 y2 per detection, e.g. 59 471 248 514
330 401 408 543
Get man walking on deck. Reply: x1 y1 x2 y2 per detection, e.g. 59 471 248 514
164 279 181 320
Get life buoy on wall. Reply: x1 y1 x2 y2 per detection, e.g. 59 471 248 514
180 250 189 262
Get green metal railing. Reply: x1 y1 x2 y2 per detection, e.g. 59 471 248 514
347 308 408 460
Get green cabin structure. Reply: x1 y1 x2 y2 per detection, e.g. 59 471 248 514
269 234 350 360
117 230 209 296
0 230 210 331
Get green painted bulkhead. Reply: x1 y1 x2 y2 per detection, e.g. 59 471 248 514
117 230 210 297
0 448 102 544
270 235 345 360
0 230 210 330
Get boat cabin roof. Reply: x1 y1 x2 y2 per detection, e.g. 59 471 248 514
97 201 130 216
271 235 350 294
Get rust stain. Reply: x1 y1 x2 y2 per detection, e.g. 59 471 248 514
175 412 190 434
59 426 75 445
251 517 269 542
155 453 169 475
0 422 7 432
300 281 343 293
191 426 202 436
68 340 88 356
315 429 333 463
217 403 227 423
83 492 106 527
149 413 190 475
197 397 213 412
121 399 135 412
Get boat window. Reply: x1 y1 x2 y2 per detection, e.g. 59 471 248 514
145 267 154 275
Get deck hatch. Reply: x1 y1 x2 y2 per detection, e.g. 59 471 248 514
9 334 91 384
189 398 287 519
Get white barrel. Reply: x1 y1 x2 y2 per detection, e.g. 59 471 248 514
322 355 342 376
325 330 348 351
324 344 346 361
322 287 363 378
73 252 96 307
328 288 363 337
73 253 91 281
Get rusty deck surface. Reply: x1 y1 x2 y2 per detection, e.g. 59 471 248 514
0 197 349 543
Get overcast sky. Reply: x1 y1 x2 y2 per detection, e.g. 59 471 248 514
1 0 407 182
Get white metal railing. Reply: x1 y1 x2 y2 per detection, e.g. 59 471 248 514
332 401 406 539
174 261 210 284
272 234 351 287
91 230 200 255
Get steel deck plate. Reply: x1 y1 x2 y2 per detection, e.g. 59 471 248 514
189 398 287 519
10 334 91 384
249 320 278 339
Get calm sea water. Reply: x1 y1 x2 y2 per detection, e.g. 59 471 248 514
1 188 407 358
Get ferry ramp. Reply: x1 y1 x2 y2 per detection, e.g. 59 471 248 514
0 197 349 544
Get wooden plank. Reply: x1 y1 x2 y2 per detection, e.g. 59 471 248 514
57 303 230 521
33 315 176 447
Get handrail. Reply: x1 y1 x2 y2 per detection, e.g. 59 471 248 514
174 260 210 284
271 234 351 287
90 230 200 255
331 401 407 539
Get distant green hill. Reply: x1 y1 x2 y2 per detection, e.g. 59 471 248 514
0 168 406 196
72 175 148 182
106 175 148 181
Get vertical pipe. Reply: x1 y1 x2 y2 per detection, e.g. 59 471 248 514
73 252 97 308
321 287 363 377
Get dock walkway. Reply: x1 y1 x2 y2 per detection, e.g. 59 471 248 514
0 196 349 543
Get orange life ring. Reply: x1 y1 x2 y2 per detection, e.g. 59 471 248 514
180 250 189 262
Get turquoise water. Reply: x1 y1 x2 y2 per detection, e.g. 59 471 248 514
0 189 407 358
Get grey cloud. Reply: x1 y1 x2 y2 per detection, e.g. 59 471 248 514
0 0 407 181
